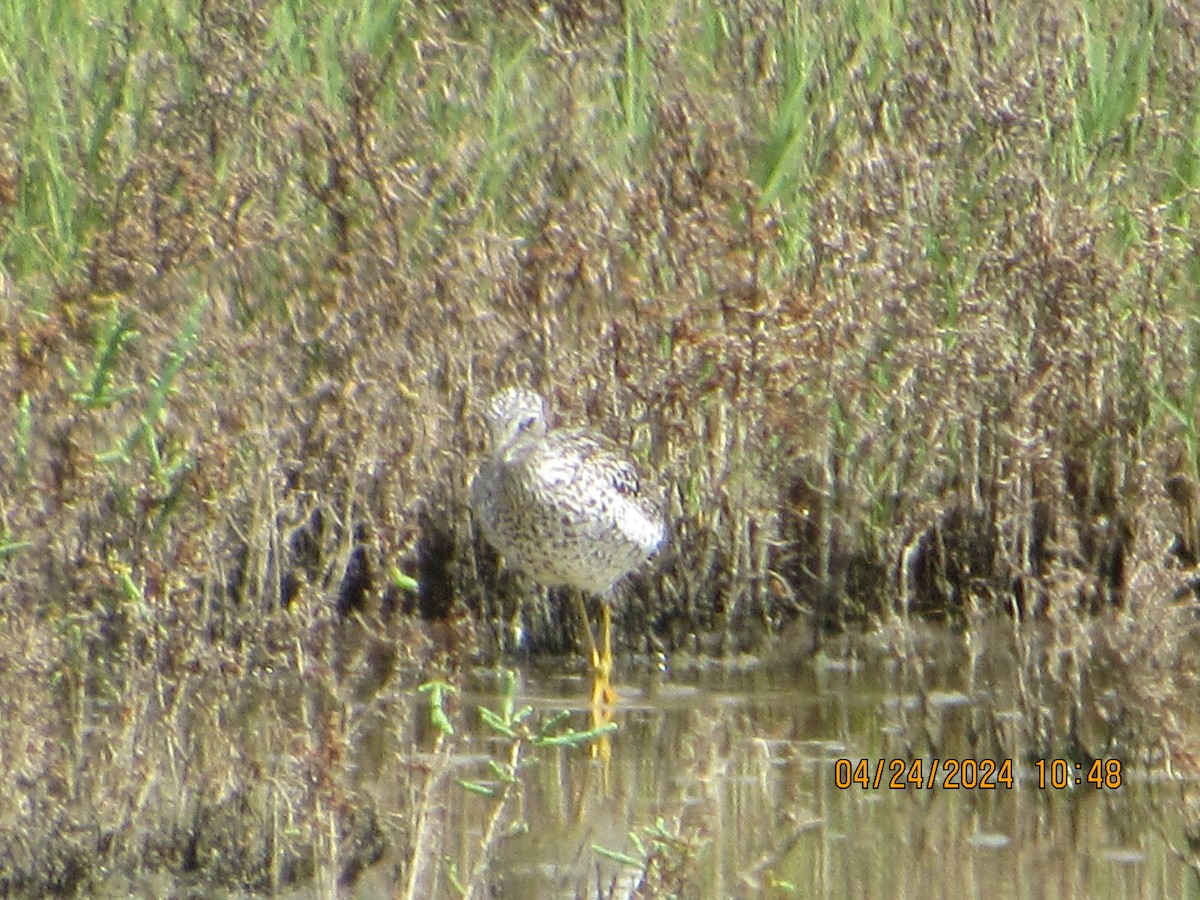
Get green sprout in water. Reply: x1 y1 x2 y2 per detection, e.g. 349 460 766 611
417 680 457 736
417 669 616 799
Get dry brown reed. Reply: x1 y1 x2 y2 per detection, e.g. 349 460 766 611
3 0 1200 893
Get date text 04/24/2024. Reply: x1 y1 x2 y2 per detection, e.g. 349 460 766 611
833 758 1123 790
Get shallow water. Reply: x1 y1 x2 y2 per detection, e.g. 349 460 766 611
353 626 1197 899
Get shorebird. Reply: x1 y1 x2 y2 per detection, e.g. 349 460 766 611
471 387 666 704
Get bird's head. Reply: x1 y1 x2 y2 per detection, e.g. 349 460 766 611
482 388 548 452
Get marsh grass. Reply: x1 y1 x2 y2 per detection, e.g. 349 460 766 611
3 0 1200 893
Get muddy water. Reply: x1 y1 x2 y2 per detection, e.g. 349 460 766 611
356 626 1195 898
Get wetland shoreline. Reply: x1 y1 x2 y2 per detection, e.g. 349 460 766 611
4 0 1200 894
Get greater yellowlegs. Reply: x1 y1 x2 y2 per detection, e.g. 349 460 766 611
472 388 666 703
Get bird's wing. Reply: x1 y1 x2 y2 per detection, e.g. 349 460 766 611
556 431 655 500
606 456 642 497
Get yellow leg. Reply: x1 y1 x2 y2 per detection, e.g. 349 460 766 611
580 596 616 766
575 592 599 667
577 593 617 708
594 601 617 707
589 691 614 767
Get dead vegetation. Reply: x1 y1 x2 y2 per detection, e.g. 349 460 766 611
3 0 1200 893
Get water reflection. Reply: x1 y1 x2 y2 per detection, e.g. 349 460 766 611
358 629 1195 898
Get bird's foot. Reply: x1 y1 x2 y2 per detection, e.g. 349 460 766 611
590 653 617 708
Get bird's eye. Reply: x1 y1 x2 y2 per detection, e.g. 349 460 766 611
518 415 537 432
